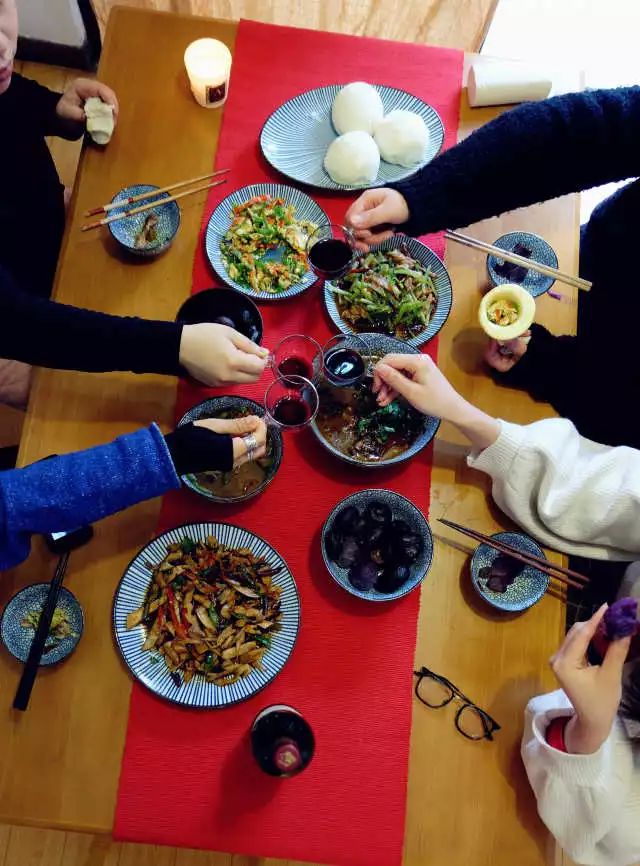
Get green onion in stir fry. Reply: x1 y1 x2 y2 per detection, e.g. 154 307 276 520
331 246 438 339
221 195 316 294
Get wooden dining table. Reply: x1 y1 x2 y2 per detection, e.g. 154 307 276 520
0 8 581 866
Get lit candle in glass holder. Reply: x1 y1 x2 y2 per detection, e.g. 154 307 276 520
184 38 232 108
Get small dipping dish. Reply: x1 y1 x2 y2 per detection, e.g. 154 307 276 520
479 283 536 341
0 584 84 665
176 287 263 345
487 231 558 297
108 184 180 258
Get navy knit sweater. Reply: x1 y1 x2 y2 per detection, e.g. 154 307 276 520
392 86 640 449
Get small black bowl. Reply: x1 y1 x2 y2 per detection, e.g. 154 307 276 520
176 287 263 345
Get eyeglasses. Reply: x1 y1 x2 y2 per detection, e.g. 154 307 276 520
413 666 501 741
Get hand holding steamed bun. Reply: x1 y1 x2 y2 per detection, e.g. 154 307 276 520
331 82 384 135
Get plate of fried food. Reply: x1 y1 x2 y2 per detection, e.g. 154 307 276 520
204 183 329 301
113 523 300 707
324 236 452 348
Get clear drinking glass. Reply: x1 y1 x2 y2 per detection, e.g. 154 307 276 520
264 375 319 431
306 223 356 284
321 333 370 388
268 335 321 381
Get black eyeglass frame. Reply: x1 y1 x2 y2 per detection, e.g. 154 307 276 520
413 666 501 741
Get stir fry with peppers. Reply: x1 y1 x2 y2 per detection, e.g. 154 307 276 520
126 536 283 687
221 194 316 294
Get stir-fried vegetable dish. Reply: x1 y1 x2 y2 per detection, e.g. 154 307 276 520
331 247 438 338
126 536 284 686
487 298 519 326
221 195 316 294
316 375 425 462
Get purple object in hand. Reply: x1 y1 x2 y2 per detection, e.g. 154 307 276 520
604 597 639 640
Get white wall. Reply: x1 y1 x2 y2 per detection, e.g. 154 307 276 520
17 0 86 48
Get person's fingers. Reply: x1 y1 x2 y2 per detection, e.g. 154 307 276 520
348 201 392 231
232 350 268 377
557 605 608 665
229 328 269 359
194 418 243 436
376 384 397 407
377 353 423 375
374 362 419 402
484 342 517 373
354 239 371 253
602 634 632 675
233 443 267 468
95 83 119 114
64 103 86 122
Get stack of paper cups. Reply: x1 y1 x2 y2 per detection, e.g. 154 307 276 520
468 59 552 108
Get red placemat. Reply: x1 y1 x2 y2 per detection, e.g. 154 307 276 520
114 19 462 866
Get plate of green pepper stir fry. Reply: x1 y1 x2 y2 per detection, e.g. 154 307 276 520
324 236 452 347
205 183 329 301
113 524 300 707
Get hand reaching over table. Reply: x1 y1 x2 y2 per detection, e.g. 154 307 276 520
484 332 531 373
345 188 409 252
179 322 269 386
373 353 501 451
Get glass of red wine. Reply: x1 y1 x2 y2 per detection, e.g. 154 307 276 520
264 374 319 430
268 334 321 381
322 333 370 388
306 223 356 285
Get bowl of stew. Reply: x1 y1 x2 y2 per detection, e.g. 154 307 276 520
309 332 440 467
177 396 283 503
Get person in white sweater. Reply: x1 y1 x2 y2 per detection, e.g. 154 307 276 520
373 353 640 866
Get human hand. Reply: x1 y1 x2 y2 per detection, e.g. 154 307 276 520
194 415 267 468
550 605 631 754
484 331 531 373
345 188 410 252
179 323 269 386
372 353 467 419
56 78 119 124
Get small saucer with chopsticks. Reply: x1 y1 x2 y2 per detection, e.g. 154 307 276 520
439 518 589 613
81 169 229 258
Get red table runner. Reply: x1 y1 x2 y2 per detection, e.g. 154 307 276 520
114 20 462 866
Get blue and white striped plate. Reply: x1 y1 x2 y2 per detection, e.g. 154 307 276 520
204 183 329 301
113 522 300 708
260 84 444 191
324 235 453 348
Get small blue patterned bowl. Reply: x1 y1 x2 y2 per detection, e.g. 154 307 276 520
470 531 549 613
108 184 180 257
321 489 433 602
487 231 558 297
0 584 84 665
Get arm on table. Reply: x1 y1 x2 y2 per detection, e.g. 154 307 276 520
374 354 640 560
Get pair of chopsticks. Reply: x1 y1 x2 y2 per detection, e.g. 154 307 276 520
81 169 229 232
13 552 70 711
445 229 592 293
438 518 589 591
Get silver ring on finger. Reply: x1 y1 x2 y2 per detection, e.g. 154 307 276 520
242 433 259 461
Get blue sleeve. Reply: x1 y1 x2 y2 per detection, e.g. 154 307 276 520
0 424 180 569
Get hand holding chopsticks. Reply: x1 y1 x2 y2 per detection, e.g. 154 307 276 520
438 518 589 591
81 174 228 232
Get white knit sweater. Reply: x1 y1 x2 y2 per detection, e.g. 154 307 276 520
522 691 640 866
467 418 640 561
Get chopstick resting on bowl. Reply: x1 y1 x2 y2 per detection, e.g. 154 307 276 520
84 169 230 216
445 230 592 293
81 178 228 232
13 552 70 711
438 518 589 591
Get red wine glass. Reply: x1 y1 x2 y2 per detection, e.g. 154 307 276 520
268 334 321 381
306 223 356 285
264 374 319 431
321 333 370 388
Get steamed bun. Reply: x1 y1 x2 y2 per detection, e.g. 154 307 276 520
374 110 428 167
324 131 380 186
332 82 384 135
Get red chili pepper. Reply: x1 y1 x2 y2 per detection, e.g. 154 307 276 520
156 605 166 628
166 588 186 638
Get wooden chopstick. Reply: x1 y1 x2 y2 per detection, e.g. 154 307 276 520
81 178 227 232
445 229 592 293
84 169 230 216
438 518 589 590
13 552 70 711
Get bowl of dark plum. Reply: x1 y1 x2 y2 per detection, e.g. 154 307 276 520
321 489 433 602
176 287 263 345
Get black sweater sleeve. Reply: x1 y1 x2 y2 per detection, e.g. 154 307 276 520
391 87 640 235
10 73 82 140
0 266 183 375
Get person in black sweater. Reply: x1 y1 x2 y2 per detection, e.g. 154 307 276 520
345 87 640 450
